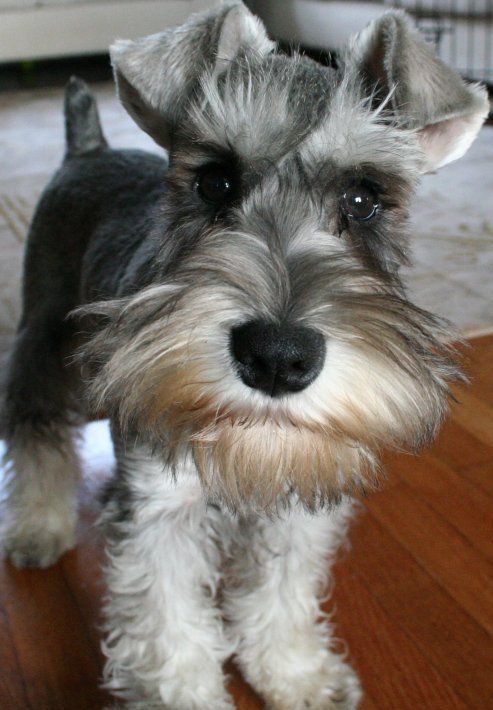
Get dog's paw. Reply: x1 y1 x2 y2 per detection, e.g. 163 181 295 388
104 666 235 710
103 695 234 710
309 659 362 709
262 656 362 710
112 691 235 710
157 683 235 710
4 522 75 569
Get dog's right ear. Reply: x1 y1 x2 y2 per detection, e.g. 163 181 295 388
110 2 274 149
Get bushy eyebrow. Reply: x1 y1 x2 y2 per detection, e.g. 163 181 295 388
189 139 238 161
170 133 238 164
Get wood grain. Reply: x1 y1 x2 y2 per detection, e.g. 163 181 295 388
365 482 493 636
392 452 493 561
0 563 108 709
340 513 493 707
332 562 467 710
465 460 493 497
450 387 493 447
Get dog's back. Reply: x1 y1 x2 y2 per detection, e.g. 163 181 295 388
1 81 168 545
25 78 168 312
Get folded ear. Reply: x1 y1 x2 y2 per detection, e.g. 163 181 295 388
110 1 274 149
346 10 489 171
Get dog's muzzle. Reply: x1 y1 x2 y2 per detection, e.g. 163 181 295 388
230 320 326 397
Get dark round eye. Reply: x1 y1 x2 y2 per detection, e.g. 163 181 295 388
341 185 379 221
195 165 235 205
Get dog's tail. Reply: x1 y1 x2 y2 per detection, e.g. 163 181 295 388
64 76 108 158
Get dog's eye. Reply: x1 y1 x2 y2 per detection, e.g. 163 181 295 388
341 185 379 221
195 165 235 205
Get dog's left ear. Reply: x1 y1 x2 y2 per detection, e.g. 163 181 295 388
110 2 274 149
346 10 489 171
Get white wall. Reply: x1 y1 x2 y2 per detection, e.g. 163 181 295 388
0 0 212 62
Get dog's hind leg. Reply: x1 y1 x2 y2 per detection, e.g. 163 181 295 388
1 79 108 569
1 201 85 568
101 441 235 709
2 425 81 570
1 302 82 568
223 500 362 710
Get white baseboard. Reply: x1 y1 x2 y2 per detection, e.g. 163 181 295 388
0 0 211 63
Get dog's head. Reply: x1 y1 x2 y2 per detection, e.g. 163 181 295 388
82 3 488 510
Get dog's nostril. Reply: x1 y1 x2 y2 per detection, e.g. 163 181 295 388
290 360 306 373
230 320 326 397
238 352 253 367
252 355 267 371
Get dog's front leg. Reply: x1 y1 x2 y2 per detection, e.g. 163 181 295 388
101 442 234 709
224 500 362 710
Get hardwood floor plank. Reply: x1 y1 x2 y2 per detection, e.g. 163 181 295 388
0 562 108 710
331 563 467 710
465 460 493 497
0 600 31 709
61 456 113 656
345 511 493 707
61 505 106 654
364 483 493 636
430 419 493 471
60 490 115 705
465 335 493 402
450 386 493 448
427 418 493 472
390 452 493 562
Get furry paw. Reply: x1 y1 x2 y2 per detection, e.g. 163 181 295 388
261 656 362 710
104 698 234 710
106 690 235 710
4 521 75 569
104 665 235 710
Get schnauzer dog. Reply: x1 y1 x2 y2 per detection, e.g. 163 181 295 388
2 2 489 708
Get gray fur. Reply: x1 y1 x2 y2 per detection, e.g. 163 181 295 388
345 10 489 170
1 4 488 707
347 10 487 129
111 1 274 148
65 75 108 156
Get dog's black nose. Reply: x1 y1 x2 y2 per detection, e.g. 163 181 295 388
230 320 326 396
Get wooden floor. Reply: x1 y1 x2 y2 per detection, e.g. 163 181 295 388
1 335 492 710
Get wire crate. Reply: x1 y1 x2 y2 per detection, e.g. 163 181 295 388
387 0 493 85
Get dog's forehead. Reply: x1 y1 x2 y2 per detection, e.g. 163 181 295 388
184 52 420 177
186 53 339 161
259 54 338 132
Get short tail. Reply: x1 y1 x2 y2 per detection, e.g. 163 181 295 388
64 76 108 158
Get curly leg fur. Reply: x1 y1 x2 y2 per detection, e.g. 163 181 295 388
223 499 362 710
101 447 235 709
